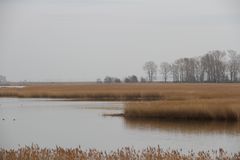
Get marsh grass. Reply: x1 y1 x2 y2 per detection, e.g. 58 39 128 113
2 83 240 120
124 99 240 120
0 145 239 160
1 83 240 101
0 84 163 100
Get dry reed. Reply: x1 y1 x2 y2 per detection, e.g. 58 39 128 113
124 99 240 120
2 83 240 120
1 83 240 101
0 145 239 160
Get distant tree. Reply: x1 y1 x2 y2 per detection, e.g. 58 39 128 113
160 62 171 82
171 63 179 82
143 61 157 82
227 50 240 82
193 57 204 82
104 76 112 83
104 76 121 83
96 78 102 83
201 50 227 82
113 78 121 83
139 49 239 83
124 75 138 83
140 77 147 83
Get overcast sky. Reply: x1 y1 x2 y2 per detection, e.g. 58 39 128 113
0 0 240 82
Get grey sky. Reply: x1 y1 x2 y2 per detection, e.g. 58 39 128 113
0 0 240 82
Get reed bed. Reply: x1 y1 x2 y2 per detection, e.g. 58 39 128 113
1 83 240 101
124 99 240 120
0 84 164 101
0 145 239 160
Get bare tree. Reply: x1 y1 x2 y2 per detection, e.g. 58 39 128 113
154 49 238 83
212 50 227 82
193 57 204 82
228 50 240 82
160 62 171 82
174 58 185 82
143 61 157 82
172 58 198 83
201 50 227 82
171 63 180 82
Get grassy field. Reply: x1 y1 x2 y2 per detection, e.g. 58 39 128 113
1 83 240 100
0 83 163 100
0 145 239 160
1 83 240 120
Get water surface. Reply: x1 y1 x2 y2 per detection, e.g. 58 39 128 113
0 98 239 153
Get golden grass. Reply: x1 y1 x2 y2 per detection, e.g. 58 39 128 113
0 84 164 100
0 145 239 160
124 99 240 120
1 83 240 101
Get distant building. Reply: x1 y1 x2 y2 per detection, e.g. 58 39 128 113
0 75 7 84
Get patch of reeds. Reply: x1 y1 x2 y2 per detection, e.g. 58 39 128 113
0 84 164 101
0 145 239 160
124 99 240 121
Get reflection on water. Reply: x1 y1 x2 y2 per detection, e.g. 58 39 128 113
124 118 240 135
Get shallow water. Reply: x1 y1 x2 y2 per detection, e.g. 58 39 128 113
0 98 239 153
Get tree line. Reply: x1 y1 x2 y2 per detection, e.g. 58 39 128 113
99 50 240 83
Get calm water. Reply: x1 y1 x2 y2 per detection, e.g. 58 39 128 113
0 98 240 153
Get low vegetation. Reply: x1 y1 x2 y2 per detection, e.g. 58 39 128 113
0 83 163 101
124 99 240 121
122 83 240 121
1 145 239 160
1 83 240 100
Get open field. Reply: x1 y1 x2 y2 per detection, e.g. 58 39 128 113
0 83 163 100
1 83 240 100
1 145 239 160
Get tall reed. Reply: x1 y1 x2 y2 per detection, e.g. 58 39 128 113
124 99 240 120
0 145 239 160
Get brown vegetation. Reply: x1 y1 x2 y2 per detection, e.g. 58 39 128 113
124 99 240 120
1 83 240 120
0 83 164 100
0 145 239 160
1 83 240 101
